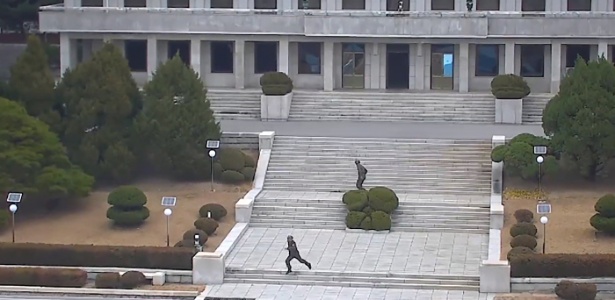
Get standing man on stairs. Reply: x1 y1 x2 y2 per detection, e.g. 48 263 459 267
285 235 311 274
355 159 368 190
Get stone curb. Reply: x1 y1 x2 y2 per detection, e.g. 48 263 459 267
0 286 199 297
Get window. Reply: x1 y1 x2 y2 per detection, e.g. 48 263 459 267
254 42 278 74
168 40 191 65
520 45 545 77
254 0 276 9
124 40 147 72
211 41 234 73
475 45 499 77
211 0 233 8
297 0 321 9
565 45 590 67
167 0 190 8
298 42 321 75
476 0 500 11
81 0 103 7
342 0 365 9
124 0 146 7
431 0 455 10
567 0 591 11
522 0 545 11
387 0 409 11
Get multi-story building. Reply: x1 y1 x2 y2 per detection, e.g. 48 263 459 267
39 0 615 93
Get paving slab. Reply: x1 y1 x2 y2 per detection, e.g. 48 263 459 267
225 228 487 276
204 283 497 300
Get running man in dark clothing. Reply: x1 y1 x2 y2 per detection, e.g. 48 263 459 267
285 235 312 274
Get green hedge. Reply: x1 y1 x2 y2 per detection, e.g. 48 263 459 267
199 203 228 221
367 187 399 213
0 243 194 270
342 190 368 211
259 72 293 95
510 253 615 277
490 74 530 99
0 267 87 287
591 194 615 233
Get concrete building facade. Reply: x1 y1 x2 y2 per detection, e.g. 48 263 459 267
39 0 615 93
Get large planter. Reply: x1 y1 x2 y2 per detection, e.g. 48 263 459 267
495 98 523 124
260 92 293 121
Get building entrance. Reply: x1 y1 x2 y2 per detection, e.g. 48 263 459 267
341 43 365 89
386 44 410 89
430 44 454 90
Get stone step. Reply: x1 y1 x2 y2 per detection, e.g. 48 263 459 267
265 168 491 174
249 222 345 230
253 200 490 208
224 268 479 291
251 215 490 227
391 227 489 234
252 211 490 221
261 185 491 194
263 176 490 184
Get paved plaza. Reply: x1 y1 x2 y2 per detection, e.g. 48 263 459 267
226 228 487 276
204 283 497 300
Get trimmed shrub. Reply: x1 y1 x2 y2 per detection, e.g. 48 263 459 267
360 216 372 230
510 133 550 148
213 162 224 178
221 170 245 184
506 246 535 261
491 144 508 163
107 186 147 208
590 194 615 234
342 190 369 211
244 153 256 168
554 280 577 300
345 211 367 229
120 271 147 289
0 267 87 287
199 203 228 221
510 254 615 277
490 74 530 99
513 209 534 223
194 217 219 235
0 243 194 270
219 148 245 172
95 272 121 289
590 214 615 234
510 234 537 249
241 167 256 181
577 283 598 300
362 206 374 215
106 206 150 226
367 187 399 213
510 222 537 237
259 71 293 95
182 229 208 245
371 211 392 231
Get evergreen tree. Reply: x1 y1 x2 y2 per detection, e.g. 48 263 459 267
137 55 221 180
0 97 94 203
542 57 615 181
9 35 59 130
0 0 62 33
55 42 141 183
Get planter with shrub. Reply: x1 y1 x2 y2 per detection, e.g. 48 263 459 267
342 187 399 231
259 71 293 121
491 74 530 124
590 194 615 235
120 271 147 289
106 186 150 226
216 148 256 184
0 267 87 287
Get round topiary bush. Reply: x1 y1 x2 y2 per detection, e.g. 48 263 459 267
213 162 224 178
120 271 146 289
342 190 369 211
576 282 598 300
259 71 293 95
182 229 208 245
244 153 256 168
345 211 367 229
360 216 372 230
371 211 392 231
219 149 246 172
367 187 399 213
107 186 147 208
95 272 121 289
241 167 255 181
510 222 538 237
506 246 535 260
490 74 530 99
194 217 219 235
513 209 534 223
554 280 577 299
174 239 195 248
106 206 150 226
510 234 537 249
221 170 245 184
491 144 508 163
199 203 228 221
595 194 615 217
590 214 615 234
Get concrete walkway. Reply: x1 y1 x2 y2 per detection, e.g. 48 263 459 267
221 120 543 139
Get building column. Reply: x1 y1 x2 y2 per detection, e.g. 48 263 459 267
234 40 245 89
504 42 515 74
415 43 425 90
368 43 381 89
191 39 202 76
551 43 562 93
598 41 608 59
147 37 158 80
459 43 469 92
60 33 72 74
278 39 289 75
323 41 334 91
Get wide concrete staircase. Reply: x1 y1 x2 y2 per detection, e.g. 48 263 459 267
523 94 551 124
208 89 260 120
224 268 479 291
289 90 551 124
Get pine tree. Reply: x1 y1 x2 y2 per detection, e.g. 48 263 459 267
55 42 142 183
137 55 221 180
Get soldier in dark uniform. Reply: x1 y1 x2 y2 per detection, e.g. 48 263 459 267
355 159 368 190
285 235 311 274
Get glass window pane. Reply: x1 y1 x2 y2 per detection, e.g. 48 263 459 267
342 0 366 10
255 0 277 9
520 45 545 77
475 44 500 77
342 53 354 75
387 0 410 11
522 0 546 11
297 0 321 9
432 0 455 10
211 0 234 8
167 0 190 8
354 53 365 75
124 0 146 7
81 0 103 7
476 0 500 11
298 42 322 74
567 0 591 11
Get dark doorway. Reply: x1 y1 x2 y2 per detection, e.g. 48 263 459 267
386 44 409 89
168 40 190 65
254 41 278 73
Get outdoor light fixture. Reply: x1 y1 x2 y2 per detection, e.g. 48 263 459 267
206 140 220 192
194 234 202 252
540 216 549 253
161 196 177 247
163 208 172 246
536 155 544 192
8 204 17 243
6 192 22 243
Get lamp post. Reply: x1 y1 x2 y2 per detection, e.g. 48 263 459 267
536 156 544 193
540 216 549 253
164 208 172 247
8 204 17 243
208 150 216 192
194 234 202 252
